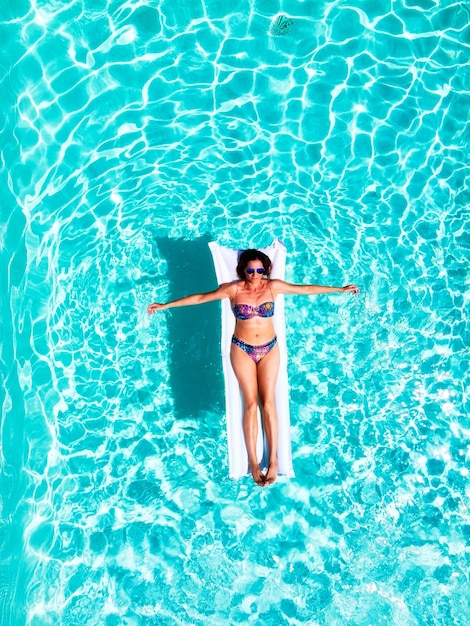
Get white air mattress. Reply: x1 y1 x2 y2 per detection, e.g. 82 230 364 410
208 240 294 479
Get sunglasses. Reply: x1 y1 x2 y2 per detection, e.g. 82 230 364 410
246 267 265 275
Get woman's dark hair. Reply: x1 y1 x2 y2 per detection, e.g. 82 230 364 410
236 249 272 280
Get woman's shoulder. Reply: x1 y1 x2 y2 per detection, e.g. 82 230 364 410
218 281 241 298
268 278 283 296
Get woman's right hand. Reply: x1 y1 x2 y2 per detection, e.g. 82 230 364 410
147 303 166 314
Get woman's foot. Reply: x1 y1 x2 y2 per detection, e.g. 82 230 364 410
264 462 278 485
250 464 266 486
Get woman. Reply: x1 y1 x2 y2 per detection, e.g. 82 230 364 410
148 249 359 487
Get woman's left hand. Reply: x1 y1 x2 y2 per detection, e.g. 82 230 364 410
342 284 360 295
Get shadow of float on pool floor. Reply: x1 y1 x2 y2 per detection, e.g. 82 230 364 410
155 234 225 421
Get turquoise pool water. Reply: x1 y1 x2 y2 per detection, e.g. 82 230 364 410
1 0 469 624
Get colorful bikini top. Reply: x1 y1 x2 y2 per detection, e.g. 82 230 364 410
232 282 275 320
232 301 275 320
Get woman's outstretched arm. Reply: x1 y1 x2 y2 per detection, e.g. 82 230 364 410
271 279 359 297
147 282 234 314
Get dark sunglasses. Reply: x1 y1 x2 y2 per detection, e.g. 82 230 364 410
246 267 265 275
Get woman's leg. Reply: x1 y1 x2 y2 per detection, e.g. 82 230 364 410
256 343 280 484
230 345 264 485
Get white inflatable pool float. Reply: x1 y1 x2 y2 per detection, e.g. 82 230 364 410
209 240 294 479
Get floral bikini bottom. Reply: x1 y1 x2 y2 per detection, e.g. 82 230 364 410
231 335 278 364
